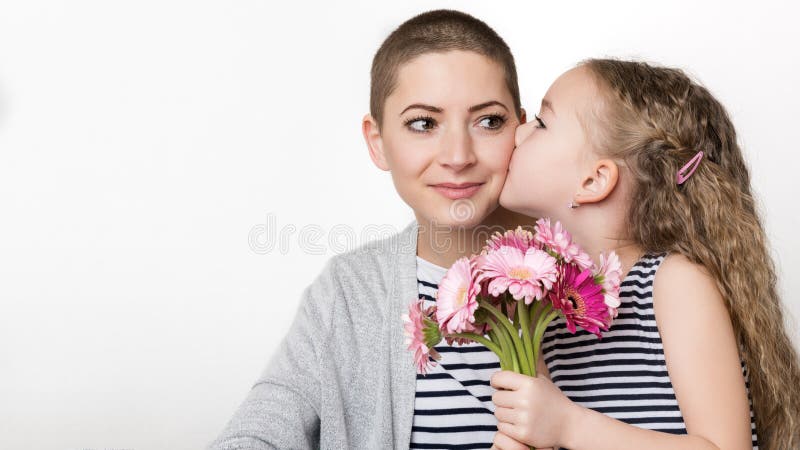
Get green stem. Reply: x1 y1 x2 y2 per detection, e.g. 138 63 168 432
532 303 560 369
529 300 543 332
492 313 520 372
480 299 529 375
518 300 536 377
528 301 542 367
487 320 509 370
511 294 519 324
449 332 503 355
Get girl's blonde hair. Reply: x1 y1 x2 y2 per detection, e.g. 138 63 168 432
581 58 800 449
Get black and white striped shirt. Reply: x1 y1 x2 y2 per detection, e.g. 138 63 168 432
411 256 499 449
541 252 760 449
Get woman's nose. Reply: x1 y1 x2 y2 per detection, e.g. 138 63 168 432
438 127 477 171
515 121 535 148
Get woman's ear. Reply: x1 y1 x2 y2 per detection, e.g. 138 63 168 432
519 107 527 125
573 159 619 205
362 113 389 171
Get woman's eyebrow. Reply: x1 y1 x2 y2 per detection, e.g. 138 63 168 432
399 100 508 116
469 100 509 113
399 103 443 115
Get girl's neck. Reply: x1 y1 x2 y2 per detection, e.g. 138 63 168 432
556 207 645 281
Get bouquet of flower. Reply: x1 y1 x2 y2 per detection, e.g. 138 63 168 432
402 218 623 378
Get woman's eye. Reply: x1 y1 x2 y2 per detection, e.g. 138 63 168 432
534 114 546 129
405 117 436 133
478 115 507 130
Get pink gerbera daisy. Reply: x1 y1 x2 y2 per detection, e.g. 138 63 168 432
481 226 538 254
444 319 491 346
476 245 558 305
534 218 593 270
435 257 480 334
549 264 612 338
402 299 443 375
595 251 623 316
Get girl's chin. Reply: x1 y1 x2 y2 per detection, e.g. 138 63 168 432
498 193 537 218
497 189 518 211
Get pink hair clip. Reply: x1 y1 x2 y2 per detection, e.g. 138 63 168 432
676 151 704 185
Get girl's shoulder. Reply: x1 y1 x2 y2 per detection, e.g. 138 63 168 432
651 250 738 367
651 252 724 321
652 252 718 306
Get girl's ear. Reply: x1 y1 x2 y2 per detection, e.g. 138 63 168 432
573 159 619 205
519 107 527 125
362 113 389 171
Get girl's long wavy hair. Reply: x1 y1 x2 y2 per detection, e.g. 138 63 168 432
581 58 800 449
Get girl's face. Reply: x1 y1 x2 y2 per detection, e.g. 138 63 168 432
500 66 599 220
365 50 521 228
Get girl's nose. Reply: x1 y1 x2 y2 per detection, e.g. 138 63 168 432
515 121 535 148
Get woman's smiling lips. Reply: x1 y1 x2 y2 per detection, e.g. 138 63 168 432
430 182 485 200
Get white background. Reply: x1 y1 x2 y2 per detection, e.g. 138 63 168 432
0 1 798 449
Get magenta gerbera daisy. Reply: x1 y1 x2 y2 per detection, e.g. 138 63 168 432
549 264 612 337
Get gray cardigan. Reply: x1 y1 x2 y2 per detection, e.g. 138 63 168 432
209 220 426 449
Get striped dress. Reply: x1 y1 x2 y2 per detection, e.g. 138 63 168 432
411 256 500 449
541 252 760 449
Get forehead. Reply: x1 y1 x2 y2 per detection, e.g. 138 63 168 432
388 50 511 110
543 66 599 116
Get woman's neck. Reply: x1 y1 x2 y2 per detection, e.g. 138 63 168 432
415 206 536 268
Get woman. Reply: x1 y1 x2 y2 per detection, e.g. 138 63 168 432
209 9 539 449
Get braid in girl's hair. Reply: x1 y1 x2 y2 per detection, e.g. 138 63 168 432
581 58 800 450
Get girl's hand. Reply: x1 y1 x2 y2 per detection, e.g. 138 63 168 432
490 430 555 450
490 370 583 449
490 429 530 450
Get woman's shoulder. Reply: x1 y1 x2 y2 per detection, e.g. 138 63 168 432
308 220 417 299
329 220 415 272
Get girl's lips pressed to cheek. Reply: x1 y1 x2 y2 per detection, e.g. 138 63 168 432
430 182 485 200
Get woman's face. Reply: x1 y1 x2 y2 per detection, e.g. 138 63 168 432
500 66 599 220
366 50 521 228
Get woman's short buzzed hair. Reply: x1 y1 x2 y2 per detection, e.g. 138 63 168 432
369 9 522 128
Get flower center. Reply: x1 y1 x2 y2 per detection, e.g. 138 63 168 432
565 287 586 316
455 287 467 307
509 267 532 280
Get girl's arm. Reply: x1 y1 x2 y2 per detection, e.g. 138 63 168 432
564 253 754 450
492 253 754 450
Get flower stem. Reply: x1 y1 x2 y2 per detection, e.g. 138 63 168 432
487 319 509 370
449 332 503 355
479 299 530 376
532 303 560 369
529 300 543 333
492 314 519 372
518 300 536 377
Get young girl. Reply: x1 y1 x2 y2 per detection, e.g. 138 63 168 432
491 59 800 450
209 10 535 449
